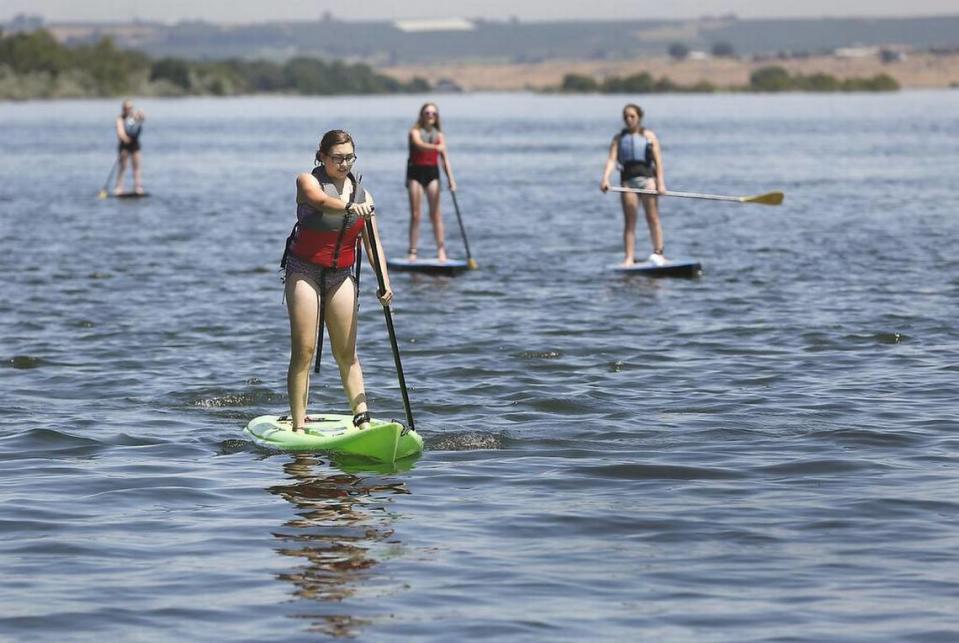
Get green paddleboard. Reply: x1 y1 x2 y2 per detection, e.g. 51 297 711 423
244 414 423 462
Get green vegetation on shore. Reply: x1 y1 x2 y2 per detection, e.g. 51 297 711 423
747 66 899 92
558 65 899 94
0 29 429 99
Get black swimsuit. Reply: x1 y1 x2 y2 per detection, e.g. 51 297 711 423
118 117 141 154
406 163 440 189
406 127 441 189
118 139 140 154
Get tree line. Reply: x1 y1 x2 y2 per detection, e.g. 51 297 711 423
558 66 899 94
0 29 429 99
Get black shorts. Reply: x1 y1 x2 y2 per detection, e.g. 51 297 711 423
118 139 141 154
406 163 440 189
620 161 653 182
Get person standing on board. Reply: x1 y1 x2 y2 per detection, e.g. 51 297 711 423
600 104 667 266
114 99 145 195
281 130 393 433
405 102 456 262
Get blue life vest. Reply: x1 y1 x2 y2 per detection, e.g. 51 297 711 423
617 129 654 179
124 116 142 140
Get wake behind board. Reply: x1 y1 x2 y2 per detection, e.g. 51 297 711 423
387 257 470 275
612 258 702 278
244 414 423 462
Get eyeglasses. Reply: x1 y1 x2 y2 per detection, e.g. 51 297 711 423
329 154 357 165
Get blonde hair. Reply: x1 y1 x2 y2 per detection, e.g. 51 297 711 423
416 103 442 131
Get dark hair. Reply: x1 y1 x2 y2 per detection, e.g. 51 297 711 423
315 129 355 164
416 103 442 131
623 103 644 119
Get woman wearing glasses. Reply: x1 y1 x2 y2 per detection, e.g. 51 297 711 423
600 103 667 267
405 102 456 262
281 129 393 433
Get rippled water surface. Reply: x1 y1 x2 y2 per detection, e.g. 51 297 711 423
1 92 958 641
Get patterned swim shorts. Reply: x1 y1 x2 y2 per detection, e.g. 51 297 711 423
283 253 355 296
623 176 656 191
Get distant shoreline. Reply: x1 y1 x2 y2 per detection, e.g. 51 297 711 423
3 26 957 100
382 52 959 92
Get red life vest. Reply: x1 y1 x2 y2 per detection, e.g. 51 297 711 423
409 127 440 166
289 168 369 269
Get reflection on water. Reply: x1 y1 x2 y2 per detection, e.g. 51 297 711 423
266 455 413 638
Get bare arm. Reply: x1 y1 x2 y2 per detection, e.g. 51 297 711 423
600 136 620 191
438 133 456 191
410 127 444 152
116 117 131 144
648 132 666 193
296 172 372 216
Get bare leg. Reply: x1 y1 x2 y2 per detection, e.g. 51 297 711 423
407 180 423 261
285 274 320 431
620 192 639 266
114 150 129 194
324 278 369 425
426 181 446 261
131 150 143 193
641 195 665 257
425 179 446 261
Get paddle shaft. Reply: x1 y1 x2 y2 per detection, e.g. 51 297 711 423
449 190 475 264
99 156 120 197
608 186 782 204
443 167 476 267
364 216 415 432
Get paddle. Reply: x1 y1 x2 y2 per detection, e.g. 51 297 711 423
364 210 416 433
609 186 784 206
444 169 478 269
97 156 120 199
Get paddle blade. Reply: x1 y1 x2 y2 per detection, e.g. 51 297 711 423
467 258 478 270
97 190 108 199
743 191 784 205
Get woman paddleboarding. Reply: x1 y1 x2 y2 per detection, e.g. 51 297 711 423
281 129 393 433
114 99 145 195
405 102 456 262
600 104 667 267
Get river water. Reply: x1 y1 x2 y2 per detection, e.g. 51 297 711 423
1 91 957 641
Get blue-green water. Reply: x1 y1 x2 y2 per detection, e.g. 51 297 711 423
1 91 957 641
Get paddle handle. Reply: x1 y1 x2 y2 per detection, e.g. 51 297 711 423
364 216 415 432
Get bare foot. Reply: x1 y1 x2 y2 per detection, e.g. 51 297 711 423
134 186 144 195
619 257 635 267
291 415 319 433
406 248 417 262
437 246 448 262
